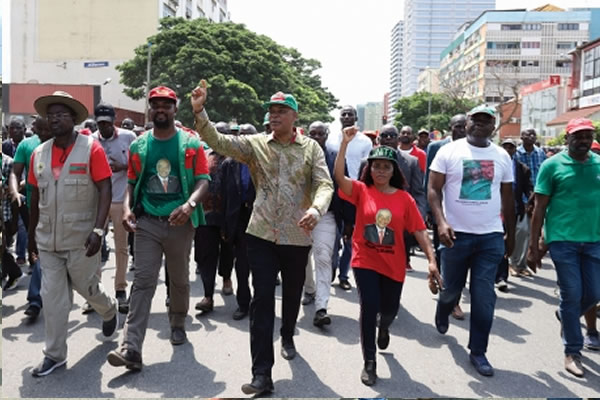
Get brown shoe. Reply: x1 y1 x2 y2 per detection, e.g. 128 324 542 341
451 304 465 320
509 265 521 277
195 297 214 312
564 354 584 377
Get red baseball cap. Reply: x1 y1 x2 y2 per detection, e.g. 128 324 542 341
566 117 594 134
592 140 600 151
148 86 178 102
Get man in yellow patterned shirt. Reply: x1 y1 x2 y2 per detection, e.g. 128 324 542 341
192 81 333 396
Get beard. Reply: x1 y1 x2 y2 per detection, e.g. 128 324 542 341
153 114 171 129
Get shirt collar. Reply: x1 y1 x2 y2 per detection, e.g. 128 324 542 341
267 131 304 145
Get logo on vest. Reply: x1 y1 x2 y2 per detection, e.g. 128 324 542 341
69 163 88 174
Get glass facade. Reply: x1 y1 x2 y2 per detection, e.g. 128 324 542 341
401 0 495 97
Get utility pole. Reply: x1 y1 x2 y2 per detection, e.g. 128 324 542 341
144 42 152 124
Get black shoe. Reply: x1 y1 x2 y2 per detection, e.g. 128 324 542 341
377 325 390 350
116 291 129 314
24 304 41 320
232 308 248 320
313 309 331 327
32 357 67 377
339 279 352 291
170 327 187 345
102 313 118 337
435 304 449 334
3 273 22 290
107 349 142 371
301 291 316 306
469 352 494 376
241 374 274 395
361 360 377 386
81 301 95 314
281 337 296 360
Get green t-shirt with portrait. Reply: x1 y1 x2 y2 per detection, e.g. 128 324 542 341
140 133 185 216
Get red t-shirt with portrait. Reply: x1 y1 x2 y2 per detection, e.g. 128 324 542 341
28 139 112 186
339 180 426 282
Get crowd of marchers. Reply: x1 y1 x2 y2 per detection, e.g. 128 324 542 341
1 80 599 395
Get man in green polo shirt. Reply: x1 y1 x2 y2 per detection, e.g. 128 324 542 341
528 117 600 378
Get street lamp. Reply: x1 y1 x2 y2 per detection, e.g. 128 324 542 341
426 66 432 131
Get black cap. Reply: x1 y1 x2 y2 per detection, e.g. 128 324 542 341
94 101 116 123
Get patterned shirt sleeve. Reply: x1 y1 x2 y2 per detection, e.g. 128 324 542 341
194 110 254 164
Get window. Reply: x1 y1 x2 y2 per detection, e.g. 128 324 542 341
556 60 571 68
522 42 541 49
521 60 539 67
558 23 579 31
523 23 541 30
488 42 520 50
163 4 176 17
557 42 577 50
501 24 522 30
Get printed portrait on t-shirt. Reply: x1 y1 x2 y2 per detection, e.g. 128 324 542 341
364 208 395 245
460 159 493 200
146 158 181 193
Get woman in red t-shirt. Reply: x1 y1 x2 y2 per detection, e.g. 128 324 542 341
334 126 442 387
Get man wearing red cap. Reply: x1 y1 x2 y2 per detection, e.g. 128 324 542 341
528 117 600 378
191 82 333 396
106 86 210 371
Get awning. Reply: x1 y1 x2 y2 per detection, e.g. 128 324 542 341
546 104 600 126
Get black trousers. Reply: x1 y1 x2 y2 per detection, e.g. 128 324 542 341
246 234 310 378
353 267 403 362
231 206 252 311
195 225 234 298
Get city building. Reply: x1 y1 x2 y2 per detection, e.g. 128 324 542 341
383 92 390 125
401 0 494 98
358 102 385 132
546 36 600 133
2 0 229 124
417 67 440 93
439 6 599 107
521 75 568 139
389 20 404 120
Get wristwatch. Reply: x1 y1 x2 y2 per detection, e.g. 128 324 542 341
92 228 104 237
187 199 197 209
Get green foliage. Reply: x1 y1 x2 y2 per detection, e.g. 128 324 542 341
392 92 477 133
117 18 337 127
546 121 600 146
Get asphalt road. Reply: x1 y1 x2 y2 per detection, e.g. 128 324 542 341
2 235 600 398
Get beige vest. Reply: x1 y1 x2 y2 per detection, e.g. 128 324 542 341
33 134 99 251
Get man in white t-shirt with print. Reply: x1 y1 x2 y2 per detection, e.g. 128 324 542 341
427 104 515 377
328 106 372 290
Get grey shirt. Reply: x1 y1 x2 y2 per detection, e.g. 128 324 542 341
92 127 136 203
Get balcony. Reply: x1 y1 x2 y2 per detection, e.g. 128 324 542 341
486 49 521 56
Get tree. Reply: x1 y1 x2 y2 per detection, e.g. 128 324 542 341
393 92 477 134
117 17 337 128
546 121 600 146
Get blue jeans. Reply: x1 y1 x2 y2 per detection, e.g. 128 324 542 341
16 216 27 261
27 259 43 309
336 237 351 281
438 231 504 355
548 241 600 355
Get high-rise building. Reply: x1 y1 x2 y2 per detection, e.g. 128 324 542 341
360 102 385 131
401 0 495 98
2 0 229 122
389 21 404 121
439 6 598 105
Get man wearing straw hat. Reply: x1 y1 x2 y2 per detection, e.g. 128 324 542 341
28 91 118 377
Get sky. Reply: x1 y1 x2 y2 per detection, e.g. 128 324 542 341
228 0 598 112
